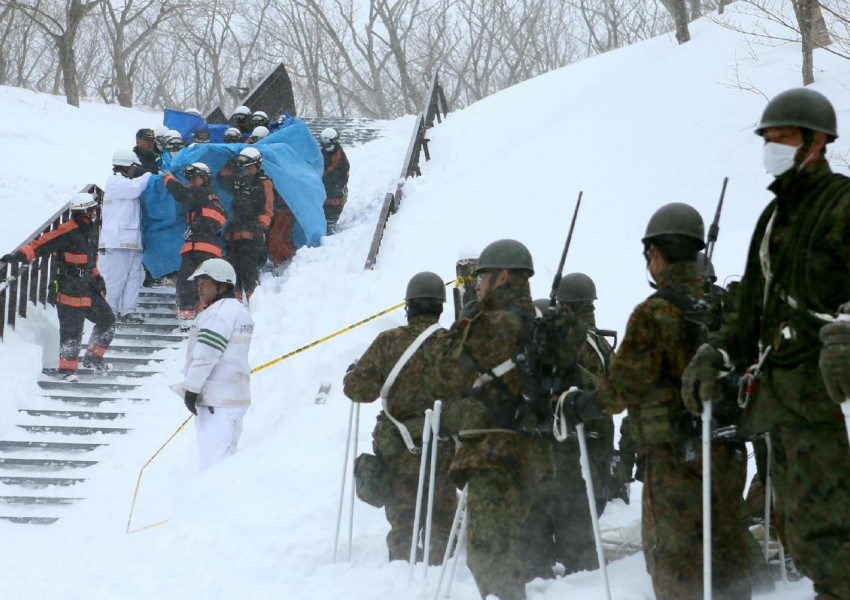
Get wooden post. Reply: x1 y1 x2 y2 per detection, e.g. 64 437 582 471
7 262 18 330
452 258 478 319
18 262 29 318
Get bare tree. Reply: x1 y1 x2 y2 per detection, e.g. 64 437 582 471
100 0 178 107
791 0 832 84
3 0 103 106
659 0 691 43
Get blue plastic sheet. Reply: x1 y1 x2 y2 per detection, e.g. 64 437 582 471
140 118 326 277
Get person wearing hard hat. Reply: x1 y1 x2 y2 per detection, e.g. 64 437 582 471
100 150 152 324
182 258 254 469
319 127 350 234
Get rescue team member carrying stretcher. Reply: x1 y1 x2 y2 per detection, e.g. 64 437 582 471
2 193 115 382
162 162 227 330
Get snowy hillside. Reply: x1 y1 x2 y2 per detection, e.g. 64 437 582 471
1 3 848 598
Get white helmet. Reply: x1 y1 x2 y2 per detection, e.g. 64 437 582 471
112 149 141 167
232 105 251 117
320 127 339 148
182 162 211 180
164 129 185 151
188 258 236 285
224 127 242 142
185 108 201 117
153 125 169 138
250 126 269 140
238 147 262 167
70 192 98 212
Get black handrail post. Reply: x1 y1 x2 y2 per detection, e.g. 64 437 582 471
18 262 30 319
8 262 19 331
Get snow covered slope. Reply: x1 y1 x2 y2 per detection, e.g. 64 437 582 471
2 3 848 598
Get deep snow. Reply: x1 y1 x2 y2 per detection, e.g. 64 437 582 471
1 2 848 598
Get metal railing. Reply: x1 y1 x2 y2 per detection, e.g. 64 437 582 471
0 184 103 341
363 70 449 270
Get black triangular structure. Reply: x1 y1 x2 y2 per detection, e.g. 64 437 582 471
240 63 297 119
206 106 227 124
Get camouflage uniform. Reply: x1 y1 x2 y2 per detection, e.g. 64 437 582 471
437 281 546 600
597 261 751 600
711 162 850 599
519 317 615 579
343 314 457 563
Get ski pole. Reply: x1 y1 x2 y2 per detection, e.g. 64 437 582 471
433 485 468 600
332 402 356 562
409 409 433 584
423 400 442 576
445 496 469 598
576 422 612 600
345 403 360 561
764 432 772 564
702 400 712 600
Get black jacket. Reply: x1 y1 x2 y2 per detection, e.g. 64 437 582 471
322 145 350 200
163 174 227 256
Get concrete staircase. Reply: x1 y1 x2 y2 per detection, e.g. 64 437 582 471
301 117 386 147
0 287 181 525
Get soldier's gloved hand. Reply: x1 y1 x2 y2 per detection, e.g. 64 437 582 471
459 299 479 320
681 343 725 415
819 320 850 404
2 251 22 264
345 359 358 373
560 388 605 426
184 391 199 415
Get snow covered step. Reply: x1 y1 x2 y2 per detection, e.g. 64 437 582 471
116 321 180 332
20 408 125 421
113 332 184 343
0 441 104 453
38 395 148 407
137 300 177 309
42 368 157 379
98 356 163 367
0 496 82 506
107 344 170 355
0 516 59 525
0 476 86 489
38 380 141 393
0 458 97 472
16 424 130 436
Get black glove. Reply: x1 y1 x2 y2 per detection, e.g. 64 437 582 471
681 343 725 414
345 359 358 374
184 391 199 415
2 251 22 264
460 299 479 320
561 388 605 426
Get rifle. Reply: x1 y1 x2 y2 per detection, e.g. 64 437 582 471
548 191 583 309
705 177 728 263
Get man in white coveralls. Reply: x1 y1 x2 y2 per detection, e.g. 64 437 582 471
182 258 254 469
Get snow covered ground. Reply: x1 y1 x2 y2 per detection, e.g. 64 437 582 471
1 2 848 598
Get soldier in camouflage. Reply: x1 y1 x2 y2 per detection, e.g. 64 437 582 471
343 272 457 563
567 203 751 599
683 88 850 599
436 239 546 600
520 275 615 580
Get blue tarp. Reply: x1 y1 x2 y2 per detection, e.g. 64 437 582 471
140 118 326 277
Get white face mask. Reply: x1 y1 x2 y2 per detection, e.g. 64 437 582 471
763 142 800 176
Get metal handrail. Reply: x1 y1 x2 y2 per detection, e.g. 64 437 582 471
363 71 449 270
0 184 103 340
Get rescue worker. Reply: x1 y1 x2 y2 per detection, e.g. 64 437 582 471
133 128 160 175
564 203 751 599
223 128 243 143
182 258 253 470
192 128 211 144
320 127 350 235
101 149 152 324
248 126 269 144
163 162 227 328
343 272 457 563
435 239 546 600
683 87 850 599
249 111 269 130
217 147 274 301
2 193 115 381
153 125 170 153
230 105 252 136
520 273 617 580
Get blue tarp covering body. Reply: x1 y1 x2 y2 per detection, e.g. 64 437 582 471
163 109 232 143
140 117 326 277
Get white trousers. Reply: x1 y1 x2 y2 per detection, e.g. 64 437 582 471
194 405 248 470
102 248 144 316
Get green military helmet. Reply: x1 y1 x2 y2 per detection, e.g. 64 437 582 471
696 252 716 282
474 239 534 276
405 271 446 302
533 298 552 314
642 203 706 249
556 272 597 304
755 88 838 142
